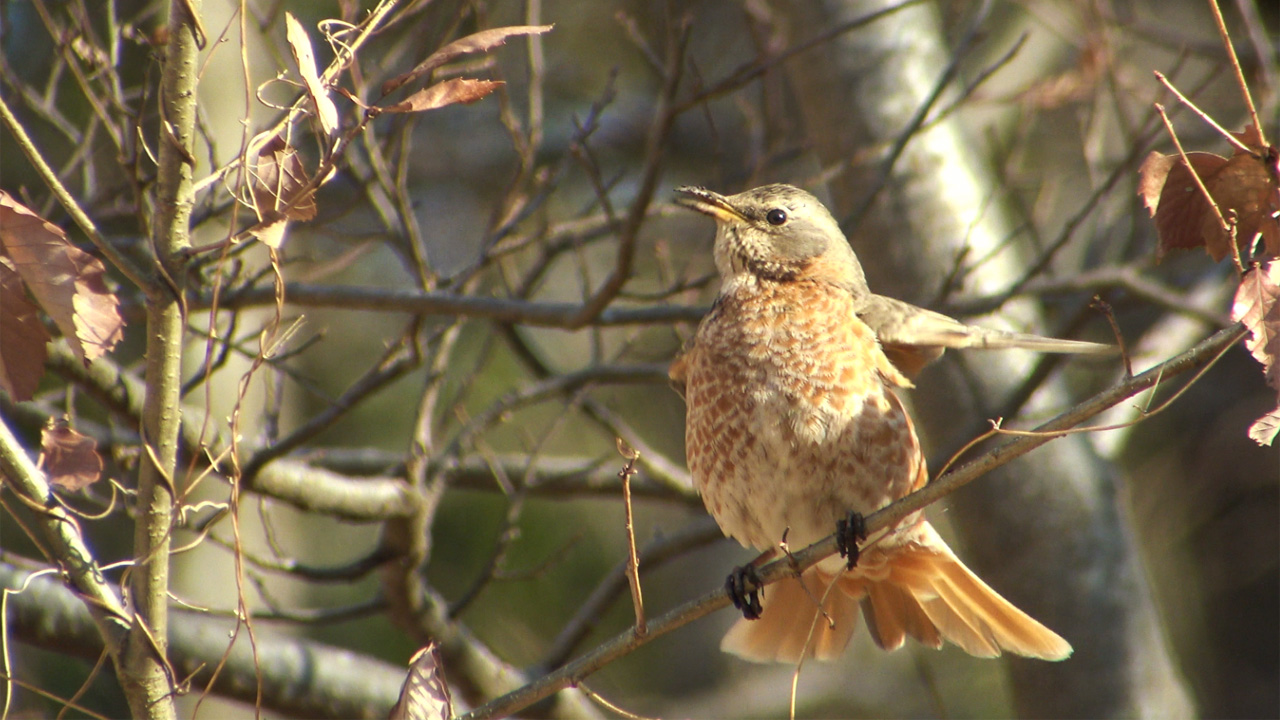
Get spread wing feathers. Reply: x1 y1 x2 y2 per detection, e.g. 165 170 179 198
859 294 1113 356
719 524 1072 663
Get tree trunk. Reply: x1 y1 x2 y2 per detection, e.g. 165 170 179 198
789 1 1193 716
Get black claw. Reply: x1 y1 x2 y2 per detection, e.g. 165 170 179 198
836 511 868 570
725 565 763 620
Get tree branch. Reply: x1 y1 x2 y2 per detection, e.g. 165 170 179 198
0 563 403 719
458 323 1245 720
123 1 203 715
203 282 708 327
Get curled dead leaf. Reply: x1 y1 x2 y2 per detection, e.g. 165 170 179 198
0 258 50 400
0 191 125 364
253 136 317 222
39 420 104 492
285 12 339 137
1231 261 1280 445
1248 409 1280 446
382 78 504 114
381 24 551 96
248 136 317 249
1140 125 1280 262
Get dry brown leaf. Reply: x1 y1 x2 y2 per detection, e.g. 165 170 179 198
1141 150 1229 258
381 24 552 96
246 216 289 249
285 12 339 137
39 420 104 491
0 191 124 364
1231 261 1280 445
1248 408 1280 445
389 644 452 720
253 135 317 222
247 136 317 249
0 258 50 400
1231 125 1280 258
382 78 503 114
1140 125 1280 261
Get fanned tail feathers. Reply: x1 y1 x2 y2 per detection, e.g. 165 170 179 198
721 523 1072 663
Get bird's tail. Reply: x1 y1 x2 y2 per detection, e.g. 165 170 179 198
720 523 1072 663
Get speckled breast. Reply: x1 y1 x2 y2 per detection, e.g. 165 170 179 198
683 278 922 552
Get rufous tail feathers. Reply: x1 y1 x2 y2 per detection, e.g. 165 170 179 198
720 523 1072 663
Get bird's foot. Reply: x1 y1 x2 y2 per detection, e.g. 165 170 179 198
836 511 868 570
725 565 764 620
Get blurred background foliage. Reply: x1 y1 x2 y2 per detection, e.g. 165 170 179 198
0 0 1276 717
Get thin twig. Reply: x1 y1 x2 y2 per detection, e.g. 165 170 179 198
1154 103 1238 271
1153 72 1253 154
0 92 152 291
616 440 646 636
1206 0 1265 146
1091 296 1133 378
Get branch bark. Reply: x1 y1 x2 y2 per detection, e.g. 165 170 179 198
0 563 403 719
124 0 203 716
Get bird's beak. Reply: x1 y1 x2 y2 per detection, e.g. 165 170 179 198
674 186 747 223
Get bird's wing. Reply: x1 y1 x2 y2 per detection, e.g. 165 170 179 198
668 341 694 399
858 294 1113 377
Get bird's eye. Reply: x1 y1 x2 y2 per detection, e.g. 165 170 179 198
766 208 788 226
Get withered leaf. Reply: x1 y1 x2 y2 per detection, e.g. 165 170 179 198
39 421 104 491
247 136 317 249
246 215 289 250
1140 125 1280 261
1231 261 1280 445
253 135 317 222
285 12 339 137
0 191 125 364
381 24 552 96
382 78 503 114
389 643 452 720
1248 409 1280 446
0 258 50 400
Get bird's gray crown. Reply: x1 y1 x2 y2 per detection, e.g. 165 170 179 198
676 184 867 291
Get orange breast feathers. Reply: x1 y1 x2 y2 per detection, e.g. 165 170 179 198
673 277 922 551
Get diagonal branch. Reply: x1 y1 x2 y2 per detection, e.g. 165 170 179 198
0 562 403 719
457 323 1246 720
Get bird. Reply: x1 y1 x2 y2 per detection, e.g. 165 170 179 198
669 183 1107 663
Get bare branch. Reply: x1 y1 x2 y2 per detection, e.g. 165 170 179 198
205 282 707 327
0 563 403 719
458 323 1245 720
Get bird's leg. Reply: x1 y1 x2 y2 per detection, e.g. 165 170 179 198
836 511 868 570
725 548 776 620
725 564 764 620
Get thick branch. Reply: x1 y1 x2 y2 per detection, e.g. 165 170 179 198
0 415 132 663
203 283 706 327
124 0 203 716
0 563 402 719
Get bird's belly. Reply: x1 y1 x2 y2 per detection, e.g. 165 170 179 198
690 362 916 553
683 280 922 553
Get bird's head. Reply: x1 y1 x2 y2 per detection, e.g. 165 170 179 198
675 184 867 293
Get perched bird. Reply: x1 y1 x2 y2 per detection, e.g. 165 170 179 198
669 184 1106 663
